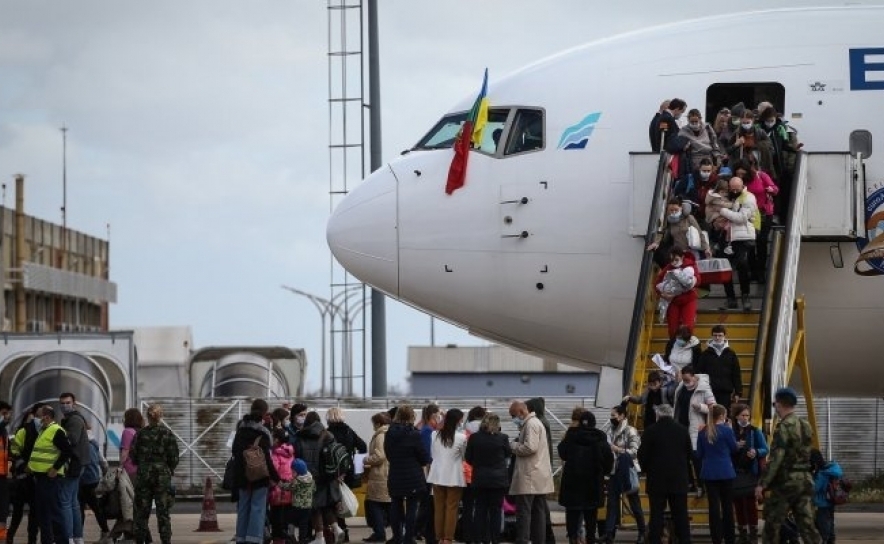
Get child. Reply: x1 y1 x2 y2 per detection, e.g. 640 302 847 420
283 458 316 544
269 429 295 544
811 449 843 544
705 177 732 253
656 256 697 324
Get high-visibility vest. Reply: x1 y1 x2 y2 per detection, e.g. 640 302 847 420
27 423 65 476
0 433 8 477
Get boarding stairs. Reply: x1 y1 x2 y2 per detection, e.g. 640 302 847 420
610 143 868 535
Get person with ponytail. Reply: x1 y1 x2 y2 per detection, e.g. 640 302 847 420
426 408 467 544
730 404 768 544
696 404 739 544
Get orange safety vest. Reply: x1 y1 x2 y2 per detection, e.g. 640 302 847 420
0 433 9 477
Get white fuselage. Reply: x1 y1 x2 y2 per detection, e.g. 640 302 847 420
327 7 884 396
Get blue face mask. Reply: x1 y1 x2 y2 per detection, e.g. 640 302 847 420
667 213 681 224
675 338 687 347
512 416 524 428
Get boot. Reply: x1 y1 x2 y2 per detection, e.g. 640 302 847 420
720 297 738 310
737 526 749 544
748 526 759 543
742 294 752 311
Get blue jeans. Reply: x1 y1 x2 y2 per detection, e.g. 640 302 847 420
58 474 83 540
236 486 269 544
390 490 425 544
364 499 389 539
815 506 835 544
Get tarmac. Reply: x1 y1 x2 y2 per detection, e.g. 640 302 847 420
71 505 884 543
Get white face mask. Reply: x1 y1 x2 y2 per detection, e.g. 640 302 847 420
700 171 711 181
764 120 776 128
689 122 701 131
738 419 750 428
741 122 753 130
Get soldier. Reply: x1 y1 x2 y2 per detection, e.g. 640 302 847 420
755 388 821 544
132 404 179 544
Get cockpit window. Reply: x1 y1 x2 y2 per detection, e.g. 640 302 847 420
413 108 510 154
504 109 544 155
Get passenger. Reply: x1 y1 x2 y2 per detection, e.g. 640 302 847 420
58 393 90 544
602 405 646 544
704 177 732 254
811 449 843 544
426 408 467 544
557 411 614 544
523 397 557 544
268 429 295 544
622 370 668 430
415 404 442 544
362 412 392 543
695 325 743 411
696 405 738 544
713 107 734 151
755 388 821 544
327 407 368 541
385 405 430 544
664 325 701 376
672 365 716 495
694 158 719 220
651 98 686 153
118 407 148 543
79 427 110 544
648 100 670 151
568 406 586 428
460 406 486 544
294 412 343 544
736 157 778 283
464 412 511 544
758 106 799 214
637 404 693 544
678 108 725 171
288 402 309 439
132 404 180 544
730 404 768 544
508 400 555 544
646 198 710 269
655 248 699 338
285 459 317 544
8 402 45 544
726 109 773 173
717 175 759 311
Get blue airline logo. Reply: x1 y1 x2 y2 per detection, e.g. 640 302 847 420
850 48 884 90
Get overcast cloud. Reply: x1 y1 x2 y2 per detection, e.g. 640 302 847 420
0 0 857 394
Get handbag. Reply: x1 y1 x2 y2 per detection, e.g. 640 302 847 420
625 465 640 495
686 224 703 250
336 481 359 518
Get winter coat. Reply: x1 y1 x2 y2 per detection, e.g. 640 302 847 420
727 125 773 173
81 438 108 486
269 443 295 506
665 335 701 372
427 430 467 487
363 424 390 503
638 416 693 495
327 421 368 459
384 422 429 497
697 423 739 481
745 169 778 217
509 413 554 496
655 253 700 306
231 418 279 489
673 374 717 449
732 423 769 476
719 189 759 242
678 123 724 170
293 420 330 481
813 461 844 508
606 420 641 471
525 397 554 469
696 341 743 399
557 426 613 509
96 467 135 522
464 429 511 490
654 213 709 253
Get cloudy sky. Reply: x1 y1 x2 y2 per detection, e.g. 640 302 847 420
0 0 857 394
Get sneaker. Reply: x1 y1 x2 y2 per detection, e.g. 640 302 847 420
311 537 326 544
719 298 738 310
332 524 346 544
742 295 752 312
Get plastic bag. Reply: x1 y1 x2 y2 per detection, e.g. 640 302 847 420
336 481 359 518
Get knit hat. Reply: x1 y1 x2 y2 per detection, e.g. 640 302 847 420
291 458 308 476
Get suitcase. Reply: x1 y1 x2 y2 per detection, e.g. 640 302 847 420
697 257 732 286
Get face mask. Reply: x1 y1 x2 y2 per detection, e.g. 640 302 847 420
295 416 306 426
689 122 701 131
609 418 620 429
512 416 524 428
741 122 753 130
711 339 726 347
729 190 741 200
738 420 750 428
764 120 775 129
675 338 686 347
731 118 740 126
700 171 711 181
33 419 41 430
667 212 681 223
60 404 74 415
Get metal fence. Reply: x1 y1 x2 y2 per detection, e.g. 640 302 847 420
143 396 884 494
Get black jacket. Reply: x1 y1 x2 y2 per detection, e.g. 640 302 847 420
294 420 332 481
231 417 279 489
557 426 613 509
327 421 367 456
651 110 681 153
637 416 692 495
384 422 429 497
696 345 743 398
464 430 511 489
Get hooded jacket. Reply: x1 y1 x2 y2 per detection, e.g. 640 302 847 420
364 424 390 502
719 188 759 242
384 422 429 497
696 339 743 399
293 420 331 481
665 334 701 372
557 426 613 509
231 417 279 489
673 374 716 449
525 397 553 468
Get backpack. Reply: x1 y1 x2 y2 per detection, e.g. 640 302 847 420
826 475 851 505
242 436 270 483
321 439 352 479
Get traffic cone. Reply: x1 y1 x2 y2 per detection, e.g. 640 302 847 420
195 476 222 532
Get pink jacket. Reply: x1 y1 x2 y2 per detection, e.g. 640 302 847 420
271 443 294 482
746 170 778 217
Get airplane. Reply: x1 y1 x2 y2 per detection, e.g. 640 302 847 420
326 6 884 398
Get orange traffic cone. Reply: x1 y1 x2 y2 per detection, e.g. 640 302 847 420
195 476 223 532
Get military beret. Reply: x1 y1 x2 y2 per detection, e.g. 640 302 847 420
775 387 798 405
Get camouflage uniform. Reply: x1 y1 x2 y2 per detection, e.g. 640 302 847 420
131 423 180 544
759 412 820 544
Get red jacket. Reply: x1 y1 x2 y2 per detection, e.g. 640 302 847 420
655 253 699 302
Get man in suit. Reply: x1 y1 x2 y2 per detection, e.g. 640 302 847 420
637 404 693 544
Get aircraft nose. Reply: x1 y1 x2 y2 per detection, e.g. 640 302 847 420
326 166 398 296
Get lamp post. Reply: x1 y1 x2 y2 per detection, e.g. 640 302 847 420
281 285 342 397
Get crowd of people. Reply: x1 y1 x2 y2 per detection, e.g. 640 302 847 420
648 97 801 330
